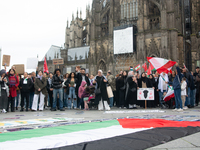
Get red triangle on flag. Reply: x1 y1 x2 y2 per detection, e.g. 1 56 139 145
44 57 49 73
142 63 148 72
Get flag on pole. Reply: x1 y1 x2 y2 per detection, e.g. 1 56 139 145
43 57 49 73
142 63 148 72
163 87 175 102
147 63 154 75
135 64 141 71
147 57 176 74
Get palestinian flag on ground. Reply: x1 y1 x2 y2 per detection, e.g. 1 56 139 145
147 57 176 74
1 119 200 150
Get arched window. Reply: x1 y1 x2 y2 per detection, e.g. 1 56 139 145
148 2 160 30
99 60 106 74
101 11 109 37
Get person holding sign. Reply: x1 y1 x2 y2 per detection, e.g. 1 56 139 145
0 70 9 113
19 72 33 111
137 72 154 108
7 69 19 112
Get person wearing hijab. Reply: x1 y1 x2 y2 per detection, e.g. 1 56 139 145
0 70 9 113
158 72 169 102
117 71 128 108
149 74 156 108
138 72 153 108
125 71 137 109
93 70 110 111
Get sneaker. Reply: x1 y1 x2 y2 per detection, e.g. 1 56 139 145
60 109 65 111
2 109 7 113
51 108 57 111
183 106 188 110
177 108 183 112
172 108 178 111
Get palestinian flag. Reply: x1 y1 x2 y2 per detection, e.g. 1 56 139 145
164 87 175 102
135 64 141 71
147 57 176 74
1 119 200 150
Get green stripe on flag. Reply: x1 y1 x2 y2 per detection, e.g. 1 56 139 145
0 120 119 142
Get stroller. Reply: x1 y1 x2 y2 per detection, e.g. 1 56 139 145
160 100 169 109
88 86 98 109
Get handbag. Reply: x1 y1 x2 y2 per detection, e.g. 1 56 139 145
107 86 114 98
95 77 102 95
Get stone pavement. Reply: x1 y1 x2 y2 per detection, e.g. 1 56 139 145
0 107 200 149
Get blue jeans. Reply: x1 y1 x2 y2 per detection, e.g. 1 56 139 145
190 89 195 107
159 90 167 101
15 93 20 107
53 88 63 110
77 97 84 109
68 87 77 108
109 97 113 107
174 88 182 109
29 92 34 109
64 92 68 108
185 87 190 106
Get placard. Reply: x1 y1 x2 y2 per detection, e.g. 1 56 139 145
137 88 154 100
53 59 64 65
2 55 11 66
13 64 24 75
26 58 38 69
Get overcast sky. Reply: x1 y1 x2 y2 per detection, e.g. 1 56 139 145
0 0 92 72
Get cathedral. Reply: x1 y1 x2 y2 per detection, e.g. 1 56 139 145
62 0 200 74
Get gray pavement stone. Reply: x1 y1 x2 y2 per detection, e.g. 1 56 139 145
182 132 200 147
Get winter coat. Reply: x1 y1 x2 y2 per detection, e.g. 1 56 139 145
19 78 33 93
75 73 90 94
125 76 137 105
34 77 47 95
78 81 87 99
107 74 116 91
30 77 35 92
52 74 64 89
94 76 109 103
8 75 19 97
81 90 90 98
138 77 153 88
168 67 183 90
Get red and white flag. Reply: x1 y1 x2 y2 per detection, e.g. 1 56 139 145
147 57 176 74
147 63 154 75
43 57 49 73
142 63 148 72
163 87 175 102
135 64 141 71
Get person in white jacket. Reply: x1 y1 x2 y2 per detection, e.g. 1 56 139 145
181 77 188 110
158 72 169 102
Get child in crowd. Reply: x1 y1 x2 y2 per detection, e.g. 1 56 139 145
82 86 90 110
78 81 87 109
181 77 188 110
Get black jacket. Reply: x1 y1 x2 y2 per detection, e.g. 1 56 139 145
52 74 64 89
138 77 153 88
75 73 90 93
30 77 35 92
19 78 33 93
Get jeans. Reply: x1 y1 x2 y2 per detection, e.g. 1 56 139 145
68 87 77 108
21 92 29 110
64 92 68 108
15 93 20 108
190 89 195 107
174 88 182 109
77 97 84 109
109 97 114 107
159 90 167 101
53 88 63 110
185 87 190 106
29 92 34 109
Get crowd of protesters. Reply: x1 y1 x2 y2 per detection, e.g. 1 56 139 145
0 63 200 113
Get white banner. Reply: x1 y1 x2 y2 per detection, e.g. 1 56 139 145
26 58 38 69
137 88 154 101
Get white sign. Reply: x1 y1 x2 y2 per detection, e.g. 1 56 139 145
26 58 38 69
137 88 154 100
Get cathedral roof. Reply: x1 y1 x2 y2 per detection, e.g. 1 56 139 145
68 46 89 61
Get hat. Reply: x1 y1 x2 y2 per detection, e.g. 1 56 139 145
0 69 6 76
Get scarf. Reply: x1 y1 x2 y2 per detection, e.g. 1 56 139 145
9 75 16 87
48 78 52 85
37 75 43 80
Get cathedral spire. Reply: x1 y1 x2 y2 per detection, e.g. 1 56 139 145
80 9 82 19
72 12 74 21
77 9 79 18
67 19 69 28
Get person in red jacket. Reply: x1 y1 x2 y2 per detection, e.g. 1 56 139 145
7 69 19 112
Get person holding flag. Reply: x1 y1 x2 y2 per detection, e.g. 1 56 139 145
158 72 169 102
166 63 183 112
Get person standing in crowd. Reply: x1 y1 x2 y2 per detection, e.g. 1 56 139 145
107 71 116 108
78 81 87 109
148 74 156 108
32 70 47 111
169 71 176 82
195 70 200 106
115 71 123 107
82 86 90 110
158 72 169 102
117 71 127 108
89 74 95 85
7 69 19 112
194 67 200 106
138 72 153 108
43 72 49 109
47 72 54 109
62 73 69 108
0 70 9 113
76 68 90 109
181 77 188 110
15 76 21 110
154 72 160 107
65 72 77 109
28 73 35 110
125 71 137 109
167 63 183 111
93 70 110 111
19 72 33 111
52 69 65 111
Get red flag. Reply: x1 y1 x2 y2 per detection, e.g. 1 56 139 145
44 57 49 73
142 63 148 72
147 63 153 75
